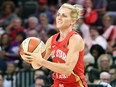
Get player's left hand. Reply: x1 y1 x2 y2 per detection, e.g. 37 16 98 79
22 48 44 65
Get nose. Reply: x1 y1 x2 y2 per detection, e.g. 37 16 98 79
56 15 62 21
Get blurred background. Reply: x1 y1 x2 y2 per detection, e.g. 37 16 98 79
0 0 116 87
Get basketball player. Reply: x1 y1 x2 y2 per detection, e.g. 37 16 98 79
23 3 88 87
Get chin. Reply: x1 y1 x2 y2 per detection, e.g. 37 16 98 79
56 26 62 29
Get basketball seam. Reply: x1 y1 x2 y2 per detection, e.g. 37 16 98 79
32 41 41 53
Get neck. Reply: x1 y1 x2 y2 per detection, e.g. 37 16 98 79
92 36 97 40
92 33 99 40
59 28 72 41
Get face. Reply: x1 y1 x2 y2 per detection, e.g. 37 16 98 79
84 0 92 8
102 18 110 27
16 35 23 43
2 34 9 45
39 15 48 25
7 63 15 74
13 18 22 28
100 56 109 70
90 29 98 39
100 74 111 83
34 70 45 80
56 7 73 30
4 5 12 14
91 50 99 58
35 79 45 87
28 20 37 29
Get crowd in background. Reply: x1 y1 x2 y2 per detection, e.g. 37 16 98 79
0 0 116 87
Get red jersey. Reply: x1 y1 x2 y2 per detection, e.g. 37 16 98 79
51 30 87 87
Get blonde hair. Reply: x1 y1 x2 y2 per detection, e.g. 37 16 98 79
61 3 83 20
103 14 111 22
97 54 113 71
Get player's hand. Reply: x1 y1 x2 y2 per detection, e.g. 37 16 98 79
20 55 32 63
22 48 44 65
21 54 42 69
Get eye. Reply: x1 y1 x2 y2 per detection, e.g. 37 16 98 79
62 14 67 17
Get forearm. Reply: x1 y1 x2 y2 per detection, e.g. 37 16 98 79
32 51 51 69
40 59 71 76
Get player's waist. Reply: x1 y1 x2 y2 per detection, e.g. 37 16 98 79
52 72 84 84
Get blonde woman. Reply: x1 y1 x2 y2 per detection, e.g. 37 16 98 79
97 54 113 72
22 3 87 87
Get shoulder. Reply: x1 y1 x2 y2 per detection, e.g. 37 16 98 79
69 34 84 51
70 34 84 43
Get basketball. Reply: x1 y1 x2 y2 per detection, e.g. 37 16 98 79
20 37 46 69
20 37 46 55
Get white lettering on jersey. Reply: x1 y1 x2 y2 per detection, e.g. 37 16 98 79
56 73 68 79
59 74 67 79
56 49 66 61
59 84 64 87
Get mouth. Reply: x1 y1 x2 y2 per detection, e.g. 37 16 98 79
57 21 62 25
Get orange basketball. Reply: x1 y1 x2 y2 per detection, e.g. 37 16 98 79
20 37 46 55
20 37 46 69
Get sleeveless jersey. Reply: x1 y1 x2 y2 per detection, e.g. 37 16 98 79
51 30 87 87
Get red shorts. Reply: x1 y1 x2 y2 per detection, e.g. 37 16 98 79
51 79 88 87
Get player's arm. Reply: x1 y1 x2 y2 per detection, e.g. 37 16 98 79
31 36 52 69
43 36 52 60
40 34 84 76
